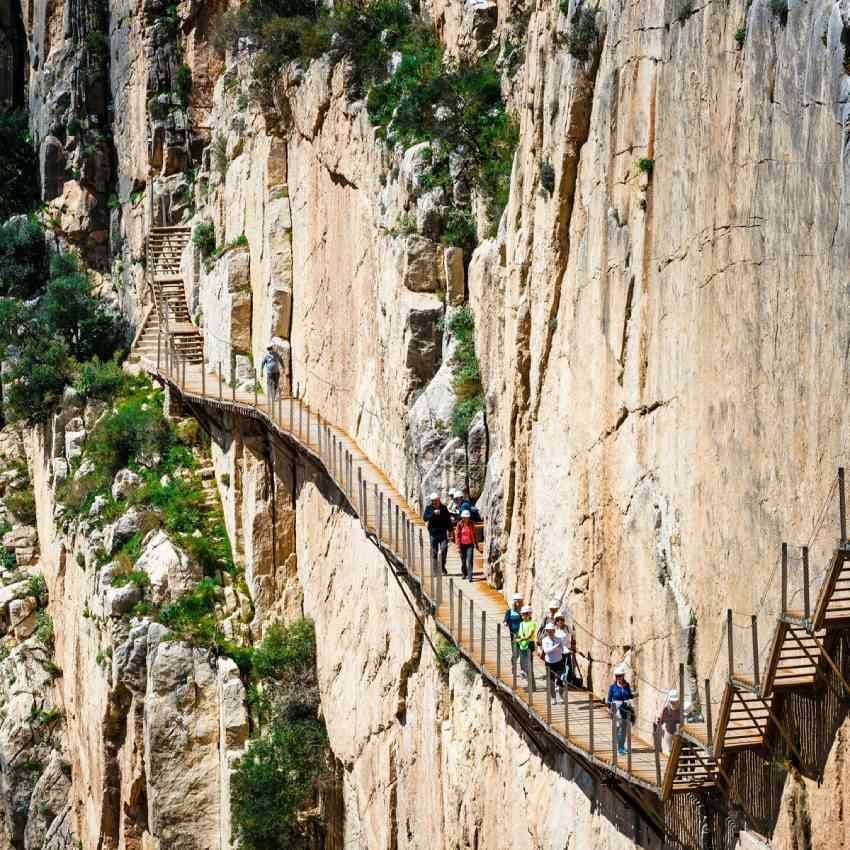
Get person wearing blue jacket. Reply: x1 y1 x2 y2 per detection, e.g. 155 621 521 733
503 593 524 663
606 666 635 755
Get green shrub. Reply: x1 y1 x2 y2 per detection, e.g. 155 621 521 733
111 569 150 589
174 64 193 108
768 0 788 23
74 357 127 401
447 308 484 438
148 95 172 121
637 157 654 177
441 209 478 253
674 0 694 22
85 31 109 59
35 612 53 647
157 577 220 643
87 391 172 473
435 637 461 672
567 7 599 61
0 218 47 299
0 112 40 218
28 574 47 605
540 160 556 194
735 26 746 45
4 487 36 525
368 48 517 226
193 222 216 258
231 717 328 850
252 620 316 680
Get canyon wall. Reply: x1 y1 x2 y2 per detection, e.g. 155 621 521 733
5 0 850 846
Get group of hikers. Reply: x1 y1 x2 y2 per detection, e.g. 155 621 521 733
422 489 482 581
422 489 684 758
501 593 684 755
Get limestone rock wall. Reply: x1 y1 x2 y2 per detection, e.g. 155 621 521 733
8 0 850 845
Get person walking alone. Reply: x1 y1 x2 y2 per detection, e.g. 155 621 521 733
423 492 452 575
455 509 481 581
260 344 283 403
606 666 635 756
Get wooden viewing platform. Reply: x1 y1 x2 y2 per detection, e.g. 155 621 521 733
134 236 850 826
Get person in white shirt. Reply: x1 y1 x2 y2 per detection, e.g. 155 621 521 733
540 622 566 704
536 598 562 644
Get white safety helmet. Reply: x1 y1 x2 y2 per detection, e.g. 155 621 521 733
544 621 556 630
520 605 533 614
511 593 523 602
461 510 471 518
614 665 626 677
429 492 439 501
669 689 680 702
548 598 560 610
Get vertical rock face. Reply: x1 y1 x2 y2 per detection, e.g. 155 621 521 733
9 0 850 845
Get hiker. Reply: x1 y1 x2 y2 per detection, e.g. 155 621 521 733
541 622 566 704
606 665 635 756
658 689 682 754
537 598 562 644
516 605 538 681
503 593 524 663
260 344 283 402
458 487 481 522
455 509 481 581
554 612 581 687
423 492 453 575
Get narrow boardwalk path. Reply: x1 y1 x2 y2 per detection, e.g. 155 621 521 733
142 354 671 794
136 237 850 831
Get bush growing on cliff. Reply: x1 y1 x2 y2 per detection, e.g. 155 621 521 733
566 6 600 61
251 619 316 680
446 307 484 438
0 111 40 219
231 717 328 850
0 250 128 425
0 217 47 299
367 45 518 226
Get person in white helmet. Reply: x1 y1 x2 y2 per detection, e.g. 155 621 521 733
606 665 635 756
516 605 538 680
541 621 566 704
503 592 524 664
455 509 481 580
537 598 563 644
658 689 682 753
423 492 452 575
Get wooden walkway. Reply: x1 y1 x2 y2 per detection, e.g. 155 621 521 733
136 257 850 813
140 348 674 795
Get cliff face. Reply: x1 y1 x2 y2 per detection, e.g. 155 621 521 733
6 0 850 846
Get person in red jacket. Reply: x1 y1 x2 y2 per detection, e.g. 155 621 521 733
455 510 481 581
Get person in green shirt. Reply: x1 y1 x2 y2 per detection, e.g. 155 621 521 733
516 605 538 681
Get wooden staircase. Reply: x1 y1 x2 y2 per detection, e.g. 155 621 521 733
132 226 203 365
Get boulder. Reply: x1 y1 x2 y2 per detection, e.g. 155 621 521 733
399 235 440 293
103 583 142 617
111 468 142 500
64 431 85 461
51 459 69 482
104 506 147 554
133 530 201 605
23 752 71 850
3 526 37 551
83 399 108 430
9 596 37 639
89 494 108 517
